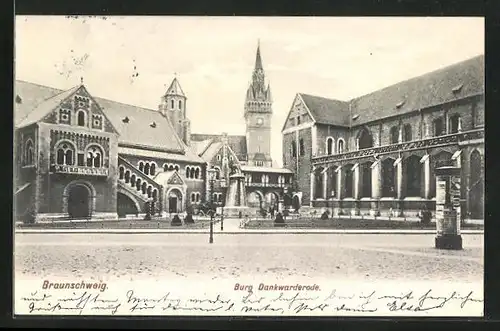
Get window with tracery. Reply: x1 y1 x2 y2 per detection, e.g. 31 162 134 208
56 142 74 165
24 139 34 165
85 146 103 168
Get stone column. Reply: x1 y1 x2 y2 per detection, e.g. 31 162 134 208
352 164 361 215
370 160 382 216
322 170 328 199
336 166 344 215
396 158 404 216
309 171 315 207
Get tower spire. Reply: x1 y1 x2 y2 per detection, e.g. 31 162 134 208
255 40 263 71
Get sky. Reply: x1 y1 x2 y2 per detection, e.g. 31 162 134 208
15 16 484 167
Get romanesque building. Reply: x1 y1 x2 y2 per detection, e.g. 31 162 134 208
190 43 293 212
282 54 484 219
14 43 292 221
14 78 206 220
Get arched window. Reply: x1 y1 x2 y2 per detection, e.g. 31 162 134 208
449 114 461 134
139 162 144 172
124 170 130 183
313 168 323 199
185 166 190 178
136 178 142 191
433 117 444 136
217 155 221 161
168 164 174 171
144 163 150 175
326 137 334 155
190 168 195 179
179 100 182 109
171 99 174 109
358 128 373 149
406 155 423 197
141 182 147 194
195 168 200 179
214 167 221 180
150 163 156 176
403 124 412 142
344 164 354 198
191 193 196 203
163 164 168 172
152 189 158 201
147 186 152 198
119 166 125 180
338 139 345 154
86 145 103 168
196 193 200 202
56 142 74 165
291 141 297 157
381 158 396 197
174 165 179 171
361 162 372 198
130 174 136 186
24 139 34 165
390 126 399 144
77 110 86 126
299 139 305 156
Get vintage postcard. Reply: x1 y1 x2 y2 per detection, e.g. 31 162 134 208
13 16 484 317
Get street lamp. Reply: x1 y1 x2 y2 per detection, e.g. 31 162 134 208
221 192 224 231
208 168 217 244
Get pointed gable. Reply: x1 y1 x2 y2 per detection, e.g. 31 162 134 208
281 94 316 132
165 78 185 97
167 171 184 185
15 85 80 128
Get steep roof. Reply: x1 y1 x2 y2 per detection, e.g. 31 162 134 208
15 81 80 127
165 77 185 97
191 133 248 161
293 54 484 127
14 80 204 163
299 94 350 126
350 54 484 126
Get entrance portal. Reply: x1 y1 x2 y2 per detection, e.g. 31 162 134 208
167 189 183 214
68 185 91 218
169 197 178 213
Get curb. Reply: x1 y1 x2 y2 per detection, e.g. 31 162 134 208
15 229 484 235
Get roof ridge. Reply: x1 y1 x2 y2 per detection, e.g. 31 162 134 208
16 84 80 125
349 54 484 103
16 80 160 115
299 93 349 103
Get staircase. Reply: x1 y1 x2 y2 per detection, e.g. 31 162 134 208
118 156 163 213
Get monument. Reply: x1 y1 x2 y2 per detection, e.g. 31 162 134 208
223 164 250 217
434 164 462 250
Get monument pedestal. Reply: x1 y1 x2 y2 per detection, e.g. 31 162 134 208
223 206 251 218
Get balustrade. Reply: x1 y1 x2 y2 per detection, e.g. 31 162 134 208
312 128 484 165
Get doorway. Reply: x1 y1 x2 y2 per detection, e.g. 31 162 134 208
169 197 178 213
68 185 91 218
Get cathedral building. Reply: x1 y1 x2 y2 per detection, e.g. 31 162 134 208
14 43 292 221
282 54 484 219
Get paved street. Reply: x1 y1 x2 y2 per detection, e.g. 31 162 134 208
15 232 483 283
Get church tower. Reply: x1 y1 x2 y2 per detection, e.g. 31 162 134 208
244 41 273 167
159 77 191 146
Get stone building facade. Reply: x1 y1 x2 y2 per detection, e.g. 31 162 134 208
14 78 206 221
282 55 484 219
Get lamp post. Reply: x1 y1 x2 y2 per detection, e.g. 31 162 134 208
208 168 217 244
221 192 224 231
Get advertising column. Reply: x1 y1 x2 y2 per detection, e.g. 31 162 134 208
435 165 462 250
